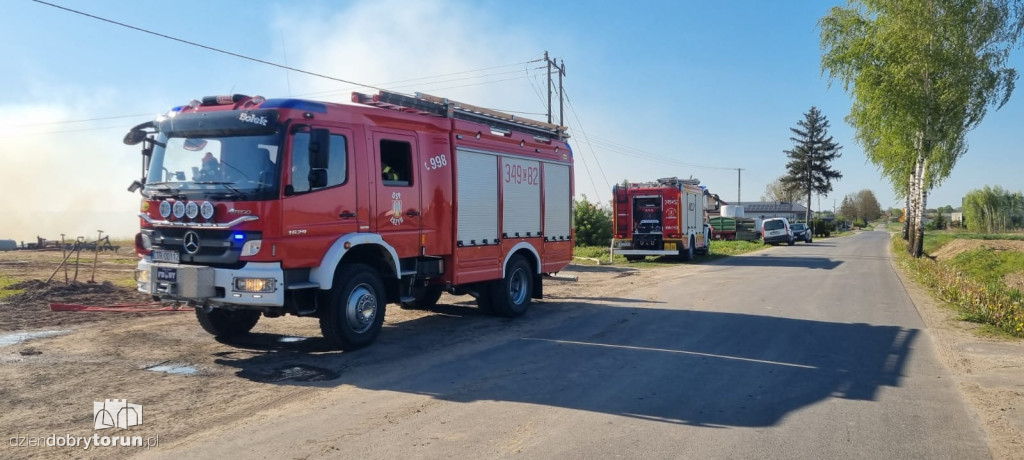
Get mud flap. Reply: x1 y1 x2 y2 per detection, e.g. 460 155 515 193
531 273 543 299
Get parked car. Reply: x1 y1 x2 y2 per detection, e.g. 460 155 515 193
762 217 794 245
790 223 813 243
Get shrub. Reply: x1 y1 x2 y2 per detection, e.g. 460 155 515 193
573 195 612 247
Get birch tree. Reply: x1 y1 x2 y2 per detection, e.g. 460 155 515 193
820 0 1023 257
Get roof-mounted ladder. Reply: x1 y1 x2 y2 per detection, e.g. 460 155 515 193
352 90 568 140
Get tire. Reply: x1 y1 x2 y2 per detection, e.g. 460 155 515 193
788 237 795 246
318 263 386 351
697 238 710 256
624 255 644 262
681 237 695 261
489 255 533 318
401 285 443 310
476 289 495 314
195 308 260 339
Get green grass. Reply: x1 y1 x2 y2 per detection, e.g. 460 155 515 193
0 275 25 299
923 233 955 255
892 235 1024 338
573 240 766 267
948 248 1024 290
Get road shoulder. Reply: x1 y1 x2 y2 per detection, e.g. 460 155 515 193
888 238 1024 459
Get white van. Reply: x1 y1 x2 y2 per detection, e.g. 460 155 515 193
762 217 794 245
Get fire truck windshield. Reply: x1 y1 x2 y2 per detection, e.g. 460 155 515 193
144 133 281 200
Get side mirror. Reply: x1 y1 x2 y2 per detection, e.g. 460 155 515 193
309 129 330 169
308 169 328 188
124 130 148 146
127 180 144 193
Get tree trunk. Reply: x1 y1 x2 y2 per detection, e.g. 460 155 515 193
902 183 911 240
806 188 812 223
912 157 928 258
909 156 925 258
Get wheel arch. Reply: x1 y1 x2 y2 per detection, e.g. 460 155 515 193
502 242 541 277
309 233 400 290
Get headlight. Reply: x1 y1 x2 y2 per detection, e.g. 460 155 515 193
200 201 215 220
233 278 276 293
172 201 186 219
185 201 199 219
241 239 262 256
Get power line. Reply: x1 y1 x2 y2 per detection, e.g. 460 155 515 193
563 88 612 194
4 113 153 128
299 61 544 98
33 0 384 91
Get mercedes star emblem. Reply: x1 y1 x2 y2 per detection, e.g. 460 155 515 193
183 231 201 254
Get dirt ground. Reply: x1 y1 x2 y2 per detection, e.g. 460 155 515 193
0 243 1022 459
0 249 156 332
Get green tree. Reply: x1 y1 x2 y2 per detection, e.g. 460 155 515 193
761 175 803 203
573 195 612 246
820 0 1023 257
963 185 1024 232
856 189 883 221
780 107 844 222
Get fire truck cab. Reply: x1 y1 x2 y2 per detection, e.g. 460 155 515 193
126 91 574 350
611 177 714 261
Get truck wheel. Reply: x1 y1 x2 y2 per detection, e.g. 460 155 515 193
697 239 710 256
681 237 695 261
318 263 386 351
489 255 533 318
475 290 495 314
195 308 260 338
788 237 795 246
401 285 443 310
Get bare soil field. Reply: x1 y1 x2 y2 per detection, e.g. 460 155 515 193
0 248 684 459
0 241 1021 459
0 249 155 332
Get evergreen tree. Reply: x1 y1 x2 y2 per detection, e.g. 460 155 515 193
780 107 844 222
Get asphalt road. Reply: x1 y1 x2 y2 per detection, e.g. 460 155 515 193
150 230 990 459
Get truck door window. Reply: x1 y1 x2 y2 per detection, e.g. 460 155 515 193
380 139 412 186
290 132 348 193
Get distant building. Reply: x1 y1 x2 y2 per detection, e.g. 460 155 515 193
734 202 813 222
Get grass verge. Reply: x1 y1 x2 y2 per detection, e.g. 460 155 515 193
892 235 1024 338
573 240 766 266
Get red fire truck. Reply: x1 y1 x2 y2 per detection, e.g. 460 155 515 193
610 177 716 261
125 90 574 350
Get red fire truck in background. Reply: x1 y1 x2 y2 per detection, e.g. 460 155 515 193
610 177 717 261
125 90 574 350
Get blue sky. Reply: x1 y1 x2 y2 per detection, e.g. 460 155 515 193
2 0 1022 241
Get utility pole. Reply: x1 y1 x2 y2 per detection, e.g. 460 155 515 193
545 51 551 124
558 60 566 128
543 51 566 126
736 168 744 203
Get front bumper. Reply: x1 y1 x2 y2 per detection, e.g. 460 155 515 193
612 239 681 256
136 257 285 307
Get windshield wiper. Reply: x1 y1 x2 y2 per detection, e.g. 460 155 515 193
193 181 247 200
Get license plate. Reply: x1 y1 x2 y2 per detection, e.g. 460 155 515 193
156 267 177 283
152 249 180 263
